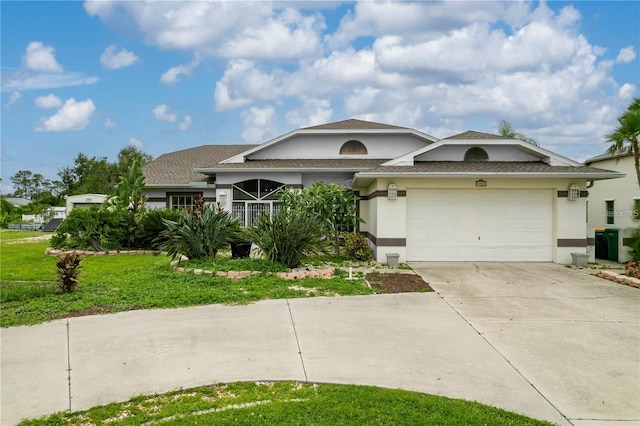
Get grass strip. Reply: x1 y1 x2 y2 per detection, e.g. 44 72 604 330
19 381 555 426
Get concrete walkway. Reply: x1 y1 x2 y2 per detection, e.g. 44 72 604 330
1 263 638 426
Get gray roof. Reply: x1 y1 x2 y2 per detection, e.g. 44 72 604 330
444 130 508 140
143 145 256 185
363 161 618 175
303 118 408 130
196 158 384 171
584 151 633 164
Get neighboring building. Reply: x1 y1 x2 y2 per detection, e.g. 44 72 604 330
585 152 638 263
4 197 30 207
65 194 108 212
142 118 622 264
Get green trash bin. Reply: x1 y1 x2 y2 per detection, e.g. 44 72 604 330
595 231 608 259
604 229 619 261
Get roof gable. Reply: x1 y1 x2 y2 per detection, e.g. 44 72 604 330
220 118 438 164
383 135 582 167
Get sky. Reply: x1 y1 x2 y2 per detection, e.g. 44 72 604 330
1 0 639 194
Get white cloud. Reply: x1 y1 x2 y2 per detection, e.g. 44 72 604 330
100 45 140 69
5 91 21 107
104 118 117 127
619 83 636 100
34 94 63 109
22 41 63 72
178 115 192 131
35 98 95 132
85 1 324 60
286 98 332 128
1 72 98 91
129 136 143 148
152 104 177 122
616 46 636 64
160 55 200 85
241 106 276 143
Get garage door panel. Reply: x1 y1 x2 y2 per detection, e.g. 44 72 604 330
406 189 552 261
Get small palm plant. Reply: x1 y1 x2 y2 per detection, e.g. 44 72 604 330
56 252 82 293
158 206 240 260
249 207 328 268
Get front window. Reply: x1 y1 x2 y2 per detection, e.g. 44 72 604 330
606 200 614 225
169 193 201 210
231 179 284 226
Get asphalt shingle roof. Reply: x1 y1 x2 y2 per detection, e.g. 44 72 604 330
444 130 508 140
303 118 408 130
198 158 385 170
143 145 256 185
363 161 617 174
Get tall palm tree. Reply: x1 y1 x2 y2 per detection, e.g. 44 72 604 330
498 120 540 146
606 98 640 189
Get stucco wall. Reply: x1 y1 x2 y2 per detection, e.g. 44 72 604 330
355 177 590 264
250 134 429 160
586 156 638 262
415 145 540 162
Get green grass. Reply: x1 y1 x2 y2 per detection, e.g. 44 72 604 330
20 381 555 425
0 229 48 241
1 241 372 327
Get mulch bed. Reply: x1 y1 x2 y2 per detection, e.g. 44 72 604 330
365 273 433 294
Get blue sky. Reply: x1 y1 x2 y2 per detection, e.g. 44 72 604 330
1 1 638 194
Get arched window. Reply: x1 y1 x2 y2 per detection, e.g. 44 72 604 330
464 147 489 161
231 179 285 226
340 140 367 155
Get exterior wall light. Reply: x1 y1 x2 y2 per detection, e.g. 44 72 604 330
219 191 227 204
387 184 397 200
475 179 487 187
568 184 580 201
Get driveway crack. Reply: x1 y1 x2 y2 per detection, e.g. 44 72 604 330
286 299 308 383
66 318 72 413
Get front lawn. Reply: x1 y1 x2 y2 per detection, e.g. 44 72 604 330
1 237 372 327
20 381 555 426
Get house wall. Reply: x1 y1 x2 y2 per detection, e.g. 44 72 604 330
144 188 216 209
250 134 429 160
66 194 108 212
586 156 638 263
415 145 540 162
354 177 590 264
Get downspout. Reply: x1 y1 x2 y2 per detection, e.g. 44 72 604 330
587 180 594 188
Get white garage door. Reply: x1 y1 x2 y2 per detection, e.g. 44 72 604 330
406 189 552 261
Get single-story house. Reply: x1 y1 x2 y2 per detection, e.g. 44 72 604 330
585 152 638 263
143 118 622 264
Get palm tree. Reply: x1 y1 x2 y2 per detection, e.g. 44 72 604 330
606 98 640 189
498 120 540 146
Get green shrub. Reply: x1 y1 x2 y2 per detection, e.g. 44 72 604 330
249 208 328 268
344 233 374 261
51 207 128 250
136 208 182 249
56 252 82 293
627 227 640 261
158 207 240 260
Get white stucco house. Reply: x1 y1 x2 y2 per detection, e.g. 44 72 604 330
142 118 622 264
65 194 108 212
585 152 638 263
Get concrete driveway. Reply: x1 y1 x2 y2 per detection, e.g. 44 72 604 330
411 262 640 426
1 263 638 426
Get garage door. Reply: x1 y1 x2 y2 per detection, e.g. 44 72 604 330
406 189 552 261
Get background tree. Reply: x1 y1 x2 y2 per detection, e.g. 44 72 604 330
606 98 640 189
498 120 540 146
10 170 34 199
116 146 153 178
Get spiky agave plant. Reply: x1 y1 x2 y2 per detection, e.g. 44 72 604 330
56 252 82 293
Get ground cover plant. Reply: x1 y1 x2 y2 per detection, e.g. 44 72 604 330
1 235 372 327
20 381 555 426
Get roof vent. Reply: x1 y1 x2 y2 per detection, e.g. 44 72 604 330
464 147 489 162
340 140 367 155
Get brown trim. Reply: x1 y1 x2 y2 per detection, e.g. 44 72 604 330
363 232 405 246
557 190 589 197
216 184 232 189
360 190 406 200
557 238 587 247
147 197 166 203
623 237 633 247
285 184 303 189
